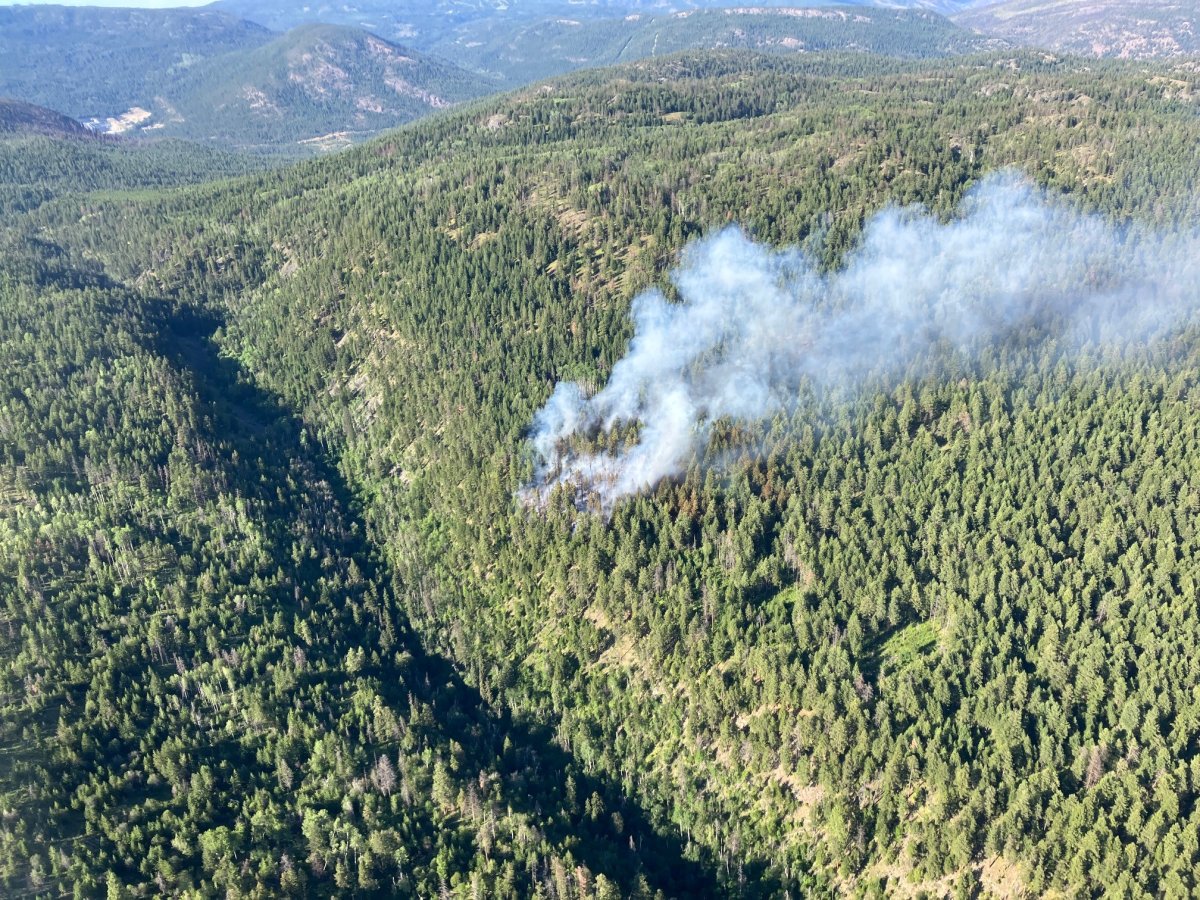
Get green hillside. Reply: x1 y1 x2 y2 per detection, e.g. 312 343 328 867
6 47 1200 897
0 172 713 900
0 104 274 216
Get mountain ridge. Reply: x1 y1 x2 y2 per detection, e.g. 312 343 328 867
0 8 490 152
433 6 1000 85
954 0 1200 59
0 2 999 151
165 23 487 151
212 0 996 47
0 5 273 117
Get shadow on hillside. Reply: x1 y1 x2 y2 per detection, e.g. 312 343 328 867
150 303 753 898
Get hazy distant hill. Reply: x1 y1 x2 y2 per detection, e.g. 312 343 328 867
0 5 273 118
212 0 588 47
887 0 993 13
168 24 487 151
213 0 996 49
0 8 488 152
434 6 999 85
0 1 999 152
955 0 1200 59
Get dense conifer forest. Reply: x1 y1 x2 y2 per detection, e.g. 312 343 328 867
5 47 1200 897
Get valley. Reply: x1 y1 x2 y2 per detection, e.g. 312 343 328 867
3 1 1200 897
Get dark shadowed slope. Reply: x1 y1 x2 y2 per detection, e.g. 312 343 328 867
0 98 100 140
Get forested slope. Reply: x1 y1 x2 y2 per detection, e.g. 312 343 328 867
8 49 1200 896
0 133 272 217
0 231 716 898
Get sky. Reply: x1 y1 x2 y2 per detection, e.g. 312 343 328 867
0 0 213 6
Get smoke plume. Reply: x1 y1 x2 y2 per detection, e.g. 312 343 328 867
523 171 1198 512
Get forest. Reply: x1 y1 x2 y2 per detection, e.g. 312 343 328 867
4 46 1200 897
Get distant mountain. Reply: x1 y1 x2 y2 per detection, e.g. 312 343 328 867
211 0 583 47
166 24 487 151
878 0 993 13
0 8 488 153
0 5 273 118
954 0 1200 59
0 98 100 140
0 1 1000 153
433 6 1000 85
212 0 1000 49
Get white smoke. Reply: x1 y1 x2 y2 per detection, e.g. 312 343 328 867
522 171 1198 512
